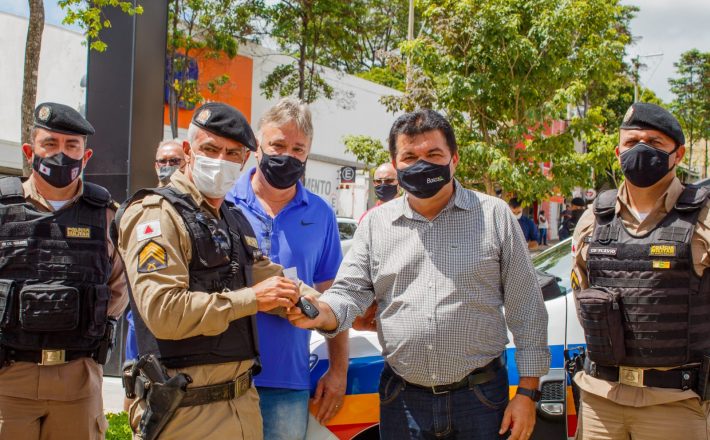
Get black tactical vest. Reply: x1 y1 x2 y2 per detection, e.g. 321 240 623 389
0 177 113 355
581 186 710 367
115 186 261 369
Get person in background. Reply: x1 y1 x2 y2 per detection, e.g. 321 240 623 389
537 210 548 246
154 139 186 185
509 197 539 250
359 162 399 223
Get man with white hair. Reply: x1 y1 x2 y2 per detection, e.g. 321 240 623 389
226 98 347 439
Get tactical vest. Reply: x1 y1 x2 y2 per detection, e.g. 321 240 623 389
579 186 710 367
0 177 113 357
115 186 261 370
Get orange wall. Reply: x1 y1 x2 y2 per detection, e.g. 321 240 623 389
163 50 254 129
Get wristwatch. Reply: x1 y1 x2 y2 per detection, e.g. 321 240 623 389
516 387 542 402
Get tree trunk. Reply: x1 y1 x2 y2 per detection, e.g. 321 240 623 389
297 11 309 100
168 0 180 139
21 0 45 176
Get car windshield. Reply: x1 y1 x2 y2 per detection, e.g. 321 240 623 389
533 238 573 294
338 221 357 240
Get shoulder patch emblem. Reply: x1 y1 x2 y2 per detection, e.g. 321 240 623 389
649 244 676 257
137 220 161 241
244 236 258 248
137 240 168 273
66 227 91 239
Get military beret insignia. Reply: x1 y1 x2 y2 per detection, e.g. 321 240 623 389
38 105 51 122
195 108 211 125
623 105 634 124
137 240 168 273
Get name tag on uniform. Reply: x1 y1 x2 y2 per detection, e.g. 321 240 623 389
66 227 91 239
649 244 676 257
588 247 617 256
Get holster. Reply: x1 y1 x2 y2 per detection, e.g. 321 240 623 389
136 354 191 440
565 347 586 414
695 354 710 401
94 317 117 365
122 360 137 399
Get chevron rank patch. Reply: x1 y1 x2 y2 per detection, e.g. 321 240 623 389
137 240 168 273
571 270 580 291
245 236 258 248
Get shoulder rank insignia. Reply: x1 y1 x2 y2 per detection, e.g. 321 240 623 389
570 270 580 291
137 240 168 273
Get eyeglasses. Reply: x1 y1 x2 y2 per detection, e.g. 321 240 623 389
155 158 183 166
373 178 396 185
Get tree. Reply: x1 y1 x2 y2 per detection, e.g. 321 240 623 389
380 0 634 203
669 49 710 177
20 0 143 176
343 135 389 171
260 0 362 104
166 0 263 138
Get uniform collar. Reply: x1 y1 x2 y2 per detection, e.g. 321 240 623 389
23 175 83 212
617 176 684 218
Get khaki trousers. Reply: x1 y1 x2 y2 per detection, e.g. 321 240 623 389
577 390 710 440
130 385 262 440
0 393 106 440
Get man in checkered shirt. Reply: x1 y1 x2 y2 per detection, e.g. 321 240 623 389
288 109 549 440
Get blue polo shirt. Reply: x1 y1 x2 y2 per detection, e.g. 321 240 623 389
226 167 343 389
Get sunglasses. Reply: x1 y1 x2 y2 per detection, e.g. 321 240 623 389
155 158 183 166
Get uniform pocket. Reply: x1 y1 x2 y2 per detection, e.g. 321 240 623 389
576 288 625 365
96 414 108 435
19 284 79 332
85 285 110 338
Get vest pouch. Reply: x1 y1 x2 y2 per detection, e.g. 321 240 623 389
19 284 80 332
576 288 626 365
0 280 16 329
85 285 110 338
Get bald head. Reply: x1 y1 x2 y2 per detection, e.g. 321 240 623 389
155 139 186 184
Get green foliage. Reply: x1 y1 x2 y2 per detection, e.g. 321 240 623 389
380 0 634 202
58 0 143 52
669 49 710 174
166 0 263 136
343 135 390 171
106 412 132 440
357 66 406 92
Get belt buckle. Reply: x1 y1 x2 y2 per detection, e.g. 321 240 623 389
430 385 449 395
236 371 252 397
39 349 66 366
619 366 645 387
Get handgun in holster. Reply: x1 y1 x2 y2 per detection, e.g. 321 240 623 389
695 354 710 401
94 317 117 365
564 347 586 413
136 354 191 440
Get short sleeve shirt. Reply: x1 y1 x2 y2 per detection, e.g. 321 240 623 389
226 168 343 389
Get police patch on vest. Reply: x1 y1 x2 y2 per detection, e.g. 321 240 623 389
649 244 676 257
137 240 168 273
0 239 29 249
66 227 91 239
589 247 618 256
653 260 671 269
245 236 258 248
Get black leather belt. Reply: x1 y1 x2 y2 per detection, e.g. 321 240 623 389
6 348 96 366
179 369 253 407
585 359 698 391
387 357 503 394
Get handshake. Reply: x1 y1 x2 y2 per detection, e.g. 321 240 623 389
251 275 337 331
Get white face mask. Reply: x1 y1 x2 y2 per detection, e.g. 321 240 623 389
191 154 242 198
514 212 523 220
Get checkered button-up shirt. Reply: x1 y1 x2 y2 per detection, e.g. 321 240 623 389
320 180 550 386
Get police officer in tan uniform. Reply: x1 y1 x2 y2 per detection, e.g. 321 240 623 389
572 102 710 439
0 102 128 439
116 102 320 440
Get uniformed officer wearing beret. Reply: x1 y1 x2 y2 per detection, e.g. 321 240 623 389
116 102 320 439
572 102 710 439
0 103 128 439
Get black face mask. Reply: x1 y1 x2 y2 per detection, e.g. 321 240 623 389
375 183 398 202
157 165 179 184
620 142 678 188
259 148 306 189
32 152 83 188
396 159 452 199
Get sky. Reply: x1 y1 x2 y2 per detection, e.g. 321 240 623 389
2 0 710 103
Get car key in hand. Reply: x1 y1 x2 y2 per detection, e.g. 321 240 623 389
295 296 320 319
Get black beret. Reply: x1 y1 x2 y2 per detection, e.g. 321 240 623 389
571 197 585 207
191 102 257 151
620 102 685 146
33 102 95 136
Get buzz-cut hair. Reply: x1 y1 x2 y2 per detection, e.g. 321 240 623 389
257 97 313 141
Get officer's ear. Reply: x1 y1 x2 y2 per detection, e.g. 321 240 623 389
21 143 34 162
614 146 620 159
82 148 93 167
182 140 192 162
673 145 686 166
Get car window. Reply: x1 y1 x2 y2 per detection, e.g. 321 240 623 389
533 238 573 294
338 221 357 240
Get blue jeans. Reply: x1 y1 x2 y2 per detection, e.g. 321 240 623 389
379 364 509 440
538 228 548 245
257 387 310 440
